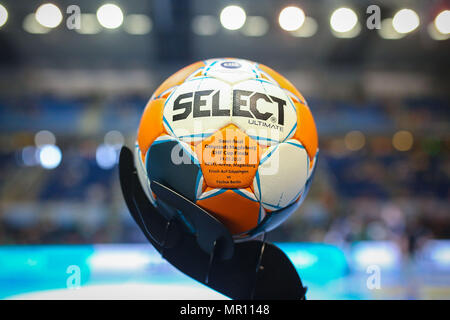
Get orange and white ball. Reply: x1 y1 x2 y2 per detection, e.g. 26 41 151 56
135 58 318 239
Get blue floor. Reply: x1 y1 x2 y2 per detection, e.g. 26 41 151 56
0 242 449 299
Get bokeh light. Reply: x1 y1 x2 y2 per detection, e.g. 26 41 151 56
76 14 102 34
35 3 63 28
96 144 118 169
345 131 366 151
0 4 8 28
290 17 318 38
124 14 152 35
38 145 62 169
392 130 414 151
434 10 450 34
220 5 246 31
23 14 50 34
104 130 124 149
279 6 305 32
21 146 39 167
330 8 358 33
332 22 361 38
34 130 56 147
392 9 420 34
428 22 449 41
97 4 124 29
378 18 405 40
192 15 219 36
241 16 269 37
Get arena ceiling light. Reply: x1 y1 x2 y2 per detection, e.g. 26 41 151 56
35 3 63 28
220 5 246 30
392 9 420 34
279 6 305 31
434 10 450 34
0 4 8 28
330 7 358 33
97 3 124 29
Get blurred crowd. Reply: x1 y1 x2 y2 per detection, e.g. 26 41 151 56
0 94 448 258
273 135 449 254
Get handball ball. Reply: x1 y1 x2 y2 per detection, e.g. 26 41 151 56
135 58 318 239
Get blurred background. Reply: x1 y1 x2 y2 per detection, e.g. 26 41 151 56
0 0 449 299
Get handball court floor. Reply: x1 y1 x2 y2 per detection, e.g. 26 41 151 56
1 242 449 300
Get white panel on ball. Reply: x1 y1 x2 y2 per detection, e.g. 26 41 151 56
163 77 232 144
253 139 309 211
203 58 260 84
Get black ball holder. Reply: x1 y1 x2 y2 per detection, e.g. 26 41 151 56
119 146 307 300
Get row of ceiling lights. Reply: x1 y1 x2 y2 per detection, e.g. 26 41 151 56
0 3 152 35
218 5 449 39
0 3 448 40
